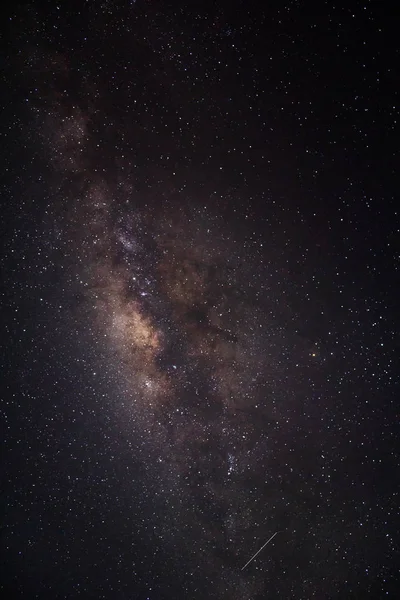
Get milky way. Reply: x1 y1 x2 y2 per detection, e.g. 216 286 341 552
6 7 395 594
26 54 324 597
3 2 399 598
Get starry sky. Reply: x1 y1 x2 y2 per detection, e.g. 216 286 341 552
1 2 399 599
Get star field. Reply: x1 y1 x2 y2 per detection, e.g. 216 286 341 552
1 2 399 599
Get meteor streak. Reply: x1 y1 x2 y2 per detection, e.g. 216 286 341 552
241 531 279 571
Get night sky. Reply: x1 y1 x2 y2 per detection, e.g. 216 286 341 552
1 2 399 599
